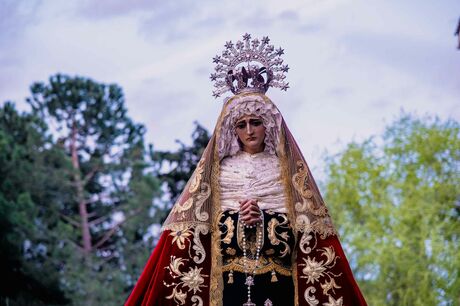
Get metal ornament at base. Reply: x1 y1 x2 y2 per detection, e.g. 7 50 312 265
243 300 256 306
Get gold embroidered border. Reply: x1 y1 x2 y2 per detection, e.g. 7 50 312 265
222 256 292 276
210 140 223 306
293 259 299 306
278 125 298 248
162 221 209 232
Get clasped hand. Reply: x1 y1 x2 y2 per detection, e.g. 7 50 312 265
238 199 261 226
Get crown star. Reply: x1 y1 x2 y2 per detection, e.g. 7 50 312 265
276 47 284 56
210 34 289 98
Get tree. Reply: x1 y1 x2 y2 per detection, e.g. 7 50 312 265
323 114 459 305
0 102 71 305
28 74 147 256
26 74 161 304
150 121 210 222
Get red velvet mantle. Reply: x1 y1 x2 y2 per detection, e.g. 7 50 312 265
125 229 367 306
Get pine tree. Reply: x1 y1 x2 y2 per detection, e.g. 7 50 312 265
27 74 161 304
0 102 70 305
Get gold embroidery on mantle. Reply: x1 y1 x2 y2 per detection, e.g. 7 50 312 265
195 182 211 222
292 160 337 238
299 246 343 306
191 224 209 264
321 278 341 297
210 142 223 306
189 158 205 194
304 287 319 306
163 256 208 306
166 223 209 265
297 221 317 255
323 296 344 306
169 225 193 250
171 198 194 220
277 127 297 248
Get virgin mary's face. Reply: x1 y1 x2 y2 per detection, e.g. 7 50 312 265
234 115 266 154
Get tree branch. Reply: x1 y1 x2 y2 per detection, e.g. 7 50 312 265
67 238 83 252
87 212 98 218
60 213 81 228
92 208 142 249
88 214 111 226
82 164 101 186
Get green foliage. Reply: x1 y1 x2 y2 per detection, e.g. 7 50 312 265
0 74 167 305
324 114 459 306
24 74 162 305
150 121 210 222
0 102 70 305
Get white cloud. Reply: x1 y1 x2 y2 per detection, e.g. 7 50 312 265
0 0 459 176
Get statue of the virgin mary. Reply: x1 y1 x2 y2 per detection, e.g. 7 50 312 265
125 34 367 306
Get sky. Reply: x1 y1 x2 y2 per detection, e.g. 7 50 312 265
1 0 459 177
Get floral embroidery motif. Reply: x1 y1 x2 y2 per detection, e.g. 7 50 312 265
164 256 208 305
165 224 208 265
301 257 327 284
169 226 193 249
323 296 343 306
321 278 341 297
299 246 343 305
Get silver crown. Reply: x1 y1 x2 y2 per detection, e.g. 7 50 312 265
210 33 289 98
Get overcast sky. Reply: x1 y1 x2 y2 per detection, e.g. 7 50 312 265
1 0 459 176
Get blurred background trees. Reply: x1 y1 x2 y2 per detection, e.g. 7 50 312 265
324 115 459 306
0 102 71 305
0 74 458 305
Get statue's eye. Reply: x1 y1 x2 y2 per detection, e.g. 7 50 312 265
250 119 263 127
236 122 247 129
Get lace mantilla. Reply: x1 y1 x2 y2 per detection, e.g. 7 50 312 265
218 94 282 160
